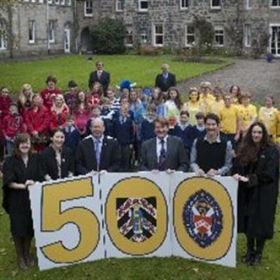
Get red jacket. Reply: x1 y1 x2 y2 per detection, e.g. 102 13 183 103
2 113 25 138
0 95 12 120
49 106 70 132
40 88 62 110
25 105 49 135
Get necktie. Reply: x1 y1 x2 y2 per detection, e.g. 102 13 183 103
95 139 101 167
158 139 167 171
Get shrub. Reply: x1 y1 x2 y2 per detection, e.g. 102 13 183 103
138 44 160 55
91 18 126 54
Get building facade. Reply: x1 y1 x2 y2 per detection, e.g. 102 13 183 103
0 0 280 58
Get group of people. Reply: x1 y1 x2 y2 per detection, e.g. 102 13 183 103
0 61 279 270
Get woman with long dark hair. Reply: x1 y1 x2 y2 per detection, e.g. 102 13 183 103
41 129 74 181
2 133 43 269
233 121 279 266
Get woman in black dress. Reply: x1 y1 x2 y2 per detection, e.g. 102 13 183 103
233 122 279 266
2 133 43 269
41 129 74 181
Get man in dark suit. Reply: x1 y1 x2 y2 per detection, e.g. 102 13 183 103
155 63 176 93
88 61 111 94
140 118 188 172
76 117 121 175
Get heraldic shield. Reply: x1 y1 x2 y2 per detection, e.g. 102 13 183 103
116 197 157 243
173 177 234 261
183 190 223 248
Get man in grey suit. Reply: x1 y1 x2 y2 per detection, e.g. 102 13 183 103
140 118 189 172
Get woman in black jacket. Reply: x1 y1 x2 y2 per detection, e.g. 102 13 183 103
2 133 43 269
41 129 74 181
233 121 279 266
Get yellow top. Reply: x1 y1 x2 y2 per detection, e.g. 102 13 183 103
258 106 278 138
220 105 239 134
276 111 280 137
209 99 225 116
237 104 257 132
199 94 215 115
183 101 203 125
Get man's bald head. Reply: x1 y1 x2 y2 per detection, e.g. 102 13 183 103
91 117 105 139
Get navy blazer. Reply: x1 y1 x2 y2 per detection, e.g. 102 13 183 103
88 70 110 93
75 135 121 174
155 72 176 92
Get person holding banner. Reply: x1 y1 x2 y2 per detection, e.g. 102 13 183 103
2 133 43 270
140 117 188 172
233 121 279 266
76 117 121 174
41 129 75 180
190 113 233 176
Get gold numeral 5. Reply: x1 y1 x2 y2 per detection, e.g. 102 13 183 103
41 178 99 263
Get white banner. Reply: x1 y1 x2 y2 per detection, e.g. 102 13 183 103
30 175 104 270
170 174 237 268
29 173 237 270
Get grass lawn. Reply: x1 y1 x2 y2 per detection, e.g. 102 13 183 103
0 182 279 280
0 55 232 94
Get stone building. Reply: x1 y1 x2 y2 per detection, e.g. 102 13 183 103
0 0 280 58
0 0 74 59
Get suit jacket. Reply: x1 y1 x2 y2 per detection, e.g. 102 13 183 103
76 135 121 175
155 72 176 92
88 70 110 93
41 146 75 180
140 136 189 171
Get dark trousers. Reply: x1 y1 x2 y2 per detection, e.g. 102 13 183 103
121 145 131 172
246 234 266 255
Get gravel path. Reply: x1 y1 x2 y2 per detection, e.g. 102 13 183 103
177 58 280 104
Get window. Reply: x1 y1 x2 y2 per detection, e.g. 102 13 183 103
271 0 280 6
139 0 148 11
54 0 60 4
61 0 65 5
211 0 221 9
141 32 147 44
185 25 195 46
84 0 93 16
65 0 71 5
48 0 53 4
153 24 164 46
116 0 124 11
214 26 224 46
0 22 7 50
38 0 44 3
246 0 252 9
180 0 189 9
28 20 35 44
244 24 251 47
125 28 133 46
49 21 55 43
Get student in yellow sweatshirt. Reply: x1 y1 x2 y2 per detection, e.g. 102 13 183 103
237 91 257 136
199 81 215 115
258 95 278 139
220 94 240 148
209 86 225 116
183 87 203 125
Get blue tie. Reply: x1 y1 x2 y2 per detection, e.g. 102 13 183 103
95 139 101 166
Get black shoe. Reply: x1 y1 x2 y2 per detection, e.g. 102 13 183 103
250 253 262 266
242 250 255 263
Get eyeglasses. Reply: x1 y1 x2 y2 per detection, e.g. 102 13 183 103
2 91 9 93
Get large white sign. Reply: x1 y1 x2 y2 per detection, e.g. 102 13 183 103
29 173 237 271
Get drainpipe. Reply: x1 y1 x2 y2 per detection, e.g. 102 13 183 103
46 0 50 55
